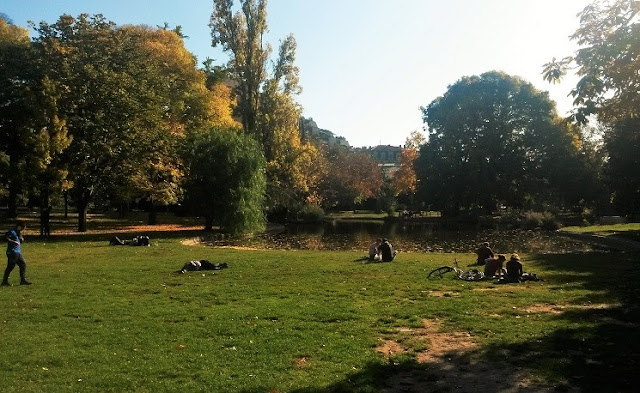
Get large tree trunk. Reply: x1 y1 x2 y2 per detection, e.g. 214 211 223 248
77 203 88 232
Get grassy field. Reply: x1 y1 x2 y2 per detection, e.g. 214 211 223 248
0 223 639 392
562 223 640 242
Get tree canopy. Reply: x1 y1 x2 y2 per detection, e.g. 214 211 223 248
543 0 640 216
543 0 640 123
417 71 586 216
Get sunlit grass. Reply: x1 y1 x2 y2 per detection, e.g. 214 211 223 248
1 234 637 392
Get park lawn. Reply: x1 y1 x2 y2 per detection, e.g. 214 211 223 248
562 223 640 242
1 236 638 392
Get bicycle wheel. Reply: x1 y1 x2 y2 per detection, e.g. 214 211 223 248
427 266 454 278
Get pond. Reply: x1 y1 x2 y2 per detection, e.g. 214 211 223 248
208 219 601 254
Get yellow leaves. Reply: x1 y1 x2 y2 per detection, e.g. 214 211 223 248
208 82 240 129
0 19 29 45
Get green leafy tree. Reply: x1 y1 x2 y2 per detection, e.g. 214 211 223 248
543 0 640 123
0 19 33 217
1 19 71 221
210 0 317 212
543 0 640 215
32 15 214 229
184 129 266 234
604 118 640 216
417 71 586 216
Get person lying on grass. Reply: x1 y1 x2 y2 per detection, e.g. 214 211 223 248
178 260 228 274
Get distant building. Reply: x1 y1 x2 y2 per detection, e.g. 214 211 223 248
357 145 403 178
370 145 402 163
299 117 350 147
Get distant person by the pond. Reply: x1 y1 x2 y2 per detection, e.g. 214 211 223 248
475 242 494 265
40 206 51 237
2 220 32 286
379 238 397 262
368 238 382 261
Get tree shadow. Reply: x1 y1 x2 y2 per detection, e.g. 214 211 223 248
251 251 640 392
38 229 207 243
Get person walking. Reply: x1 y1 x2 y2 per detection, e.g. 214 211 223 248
2 220 32 286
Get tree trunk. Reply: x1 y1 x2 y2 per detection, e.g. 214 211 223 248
204 215 214 231
64 191 68 219
7 156 19 218
40 189 50 238
148 203 157 225
77 201 89 232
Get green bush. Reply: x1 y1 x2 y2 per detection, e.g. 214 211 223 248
297 204 325 223
520 211 561 230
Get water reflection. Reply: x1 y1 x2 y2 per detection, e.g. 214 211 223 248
210 220 600 254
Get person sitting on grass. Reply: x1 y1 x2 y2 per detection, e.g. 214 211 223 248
2 220 32 286
379 238 397 262
368 238 382 261
484 254 506 279
178 260 228 274
474 242 494 265
505 253 523 282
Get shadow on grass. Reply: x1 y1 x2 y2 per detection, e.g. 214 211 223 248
38 229 207 243
246 251 640 393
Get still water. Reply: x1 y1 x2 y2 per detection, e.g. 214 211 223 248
210 220 598 254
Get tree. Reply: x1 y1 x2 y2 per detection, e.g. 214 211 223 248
184 129 266 234
543 0 640 123
1 19 71 220
604 118 640 216
320 146 383 210
543 0 640 216
417 71 585 216
0 19 32 217
210 0 270 137
31 15 215 229
391 130 425 199
210 0 318 212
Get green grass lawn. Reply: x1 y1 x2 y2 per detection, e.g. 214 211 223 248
562 223 640 242
1 234 638 392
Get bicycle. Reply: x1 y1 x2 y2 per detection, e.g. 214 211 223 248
427 259 485 281
427 259 464 279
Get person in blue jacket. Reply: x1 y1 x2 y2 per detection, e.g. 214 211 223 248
2 221 32 286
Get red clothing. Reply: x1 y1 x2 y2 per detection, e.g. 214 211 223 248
484 257 504 277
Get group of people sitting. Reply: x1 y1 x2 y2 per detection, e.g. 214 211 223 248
368 238 397 262
475 242 536 283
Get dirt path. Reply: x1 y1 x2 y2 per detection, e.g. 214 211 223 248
376 319 577 393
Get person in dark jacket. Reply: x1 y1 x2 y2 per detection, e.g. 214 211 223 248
3 221 32 286
475 242 494 265
505 254 524 282
379 239 397 262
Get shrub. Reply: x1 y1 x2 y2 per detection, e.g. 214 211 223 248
296 204 325 223
520 211 561 230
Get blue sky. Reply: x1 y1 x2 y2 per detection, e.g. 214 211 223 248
2 0 591 147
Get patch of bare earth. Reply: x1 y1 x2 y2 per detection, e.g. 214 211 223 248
376 319 577 393
425 290 460 298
